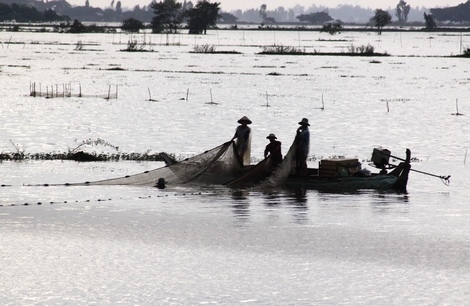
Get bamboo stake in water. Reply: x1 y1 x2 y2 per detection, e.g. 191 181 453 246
266 91 269 107
453 98 463 116
186 88 189 101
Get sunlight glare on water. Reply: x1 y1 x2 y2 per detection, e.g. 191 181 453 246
1 29 470 304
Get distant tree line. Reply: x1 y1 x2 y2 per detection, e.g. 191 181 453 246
1 0 470 32
0 3 68 22
430 1 470 23
231 4 429 24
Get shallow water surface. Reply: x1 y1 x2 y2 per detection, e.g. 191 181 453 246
1 30 470 304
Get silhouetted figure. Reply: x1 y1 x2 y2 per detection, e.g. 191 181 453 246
264 133 282 166
232 116 252 166
296 118 310 175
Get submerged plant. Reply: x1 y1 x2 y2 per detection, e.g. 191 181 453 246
121 40 150 52
260 44 305 54
0 138 176 162
347 44 375 55
75 40 83 50
193 44 216 53
463 47 470 56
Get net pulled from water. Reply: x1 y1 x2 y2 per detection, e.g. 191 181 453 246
257 137 299 189
27 137 300 190
225 137 299 190
45 141 245 187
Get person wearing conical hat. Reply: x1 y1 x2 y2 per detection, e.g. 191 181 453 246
296 118 310 175
232 116 252 166
264 133 282 167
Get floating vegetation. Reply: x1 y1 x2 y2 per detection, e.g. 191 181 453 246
464 47 470 56
0 151 172 162
120 40 153 52
259 44 305 55
6 64 31 68
451 47 470 58
105 67 126 71
191 44 241 54
253 65 278 68
317 38 349 42
347 43 376 55
1 138 177 162
259 43 388 57
193 44 216 53
340 75 366 78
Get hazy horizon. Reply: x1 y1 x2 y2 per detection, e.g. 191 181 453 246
69 0 466 11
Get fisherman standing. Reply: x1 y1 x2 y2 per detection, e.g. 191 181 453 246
296 118 310 175
232 116 252 166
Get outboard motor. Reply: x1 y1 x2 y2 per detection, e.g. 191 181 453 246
371 148 391 173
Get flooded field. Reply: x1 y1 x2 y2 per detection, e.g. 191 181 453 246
1 29 470 304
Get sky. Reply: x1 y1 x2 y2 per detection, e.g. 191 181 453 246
70 0 467 11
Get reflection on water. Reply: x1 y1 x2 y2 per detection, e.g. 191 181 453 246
261 191 282 207
284 188 310 224
369 190 410 213
290 188 308 204
230 190 251 221
0 30 469 304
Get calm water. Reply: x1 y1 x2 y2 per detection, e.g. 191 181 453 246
1 29 470 304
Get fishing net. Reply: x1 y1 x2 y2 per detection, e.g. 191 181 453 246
62 141 244 187
32 136 300 190
225 137 299 190
257 137 299 190
224 158 272 188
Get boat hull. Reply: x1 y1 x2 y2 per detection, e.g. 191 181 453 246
286 161 410 191
286 174 399 191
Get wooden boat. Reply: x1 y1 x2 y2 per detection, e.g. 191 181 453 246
223 146 412 192
286 149 411 191
27 142 448 192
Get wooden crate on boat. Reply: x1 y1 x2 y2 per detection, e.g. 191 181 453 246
319 158 359 177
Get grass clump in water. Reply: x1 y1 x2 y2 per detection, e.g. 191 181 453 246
191 44 241 54
463 47 470 57
259 44 305 55
347 44 376 55
1 138 174 162
193 44 216 53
